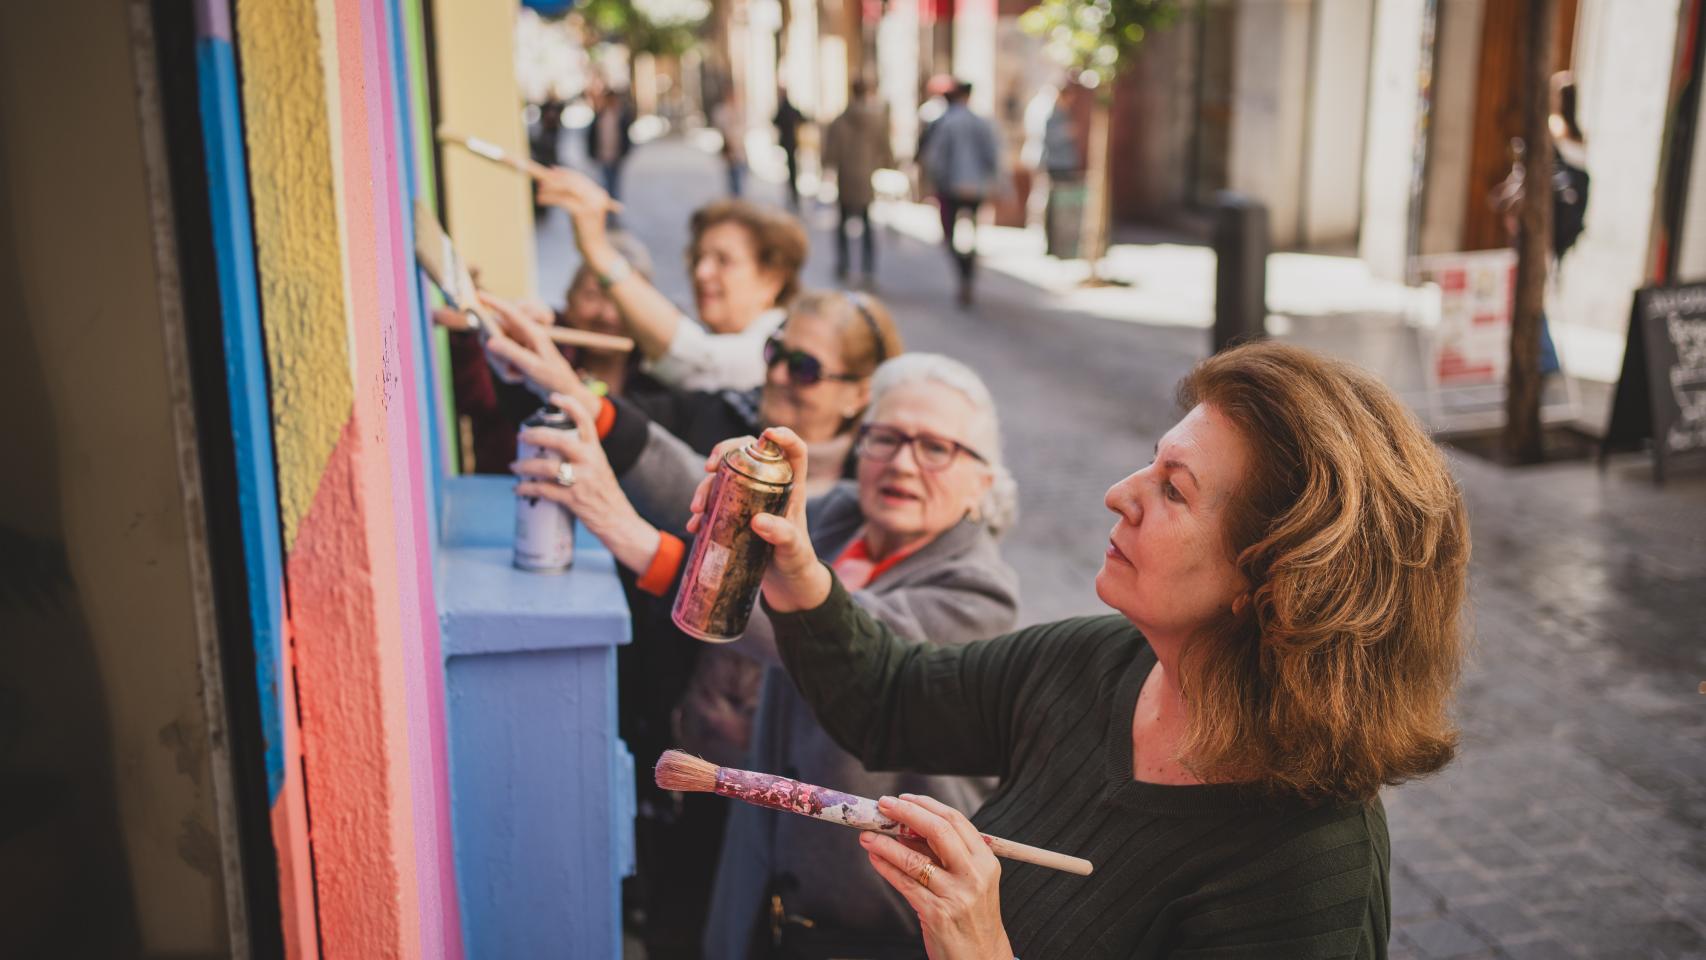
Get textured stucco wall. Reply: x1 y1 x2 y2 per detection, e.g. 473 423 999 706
236 0 438 955
235 0 461 954
0 0 230 952
236 0 357 552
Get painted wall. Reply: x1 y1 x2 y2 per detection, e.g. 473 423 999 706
232 0 460 954
433 0 536 301
0 0 235 953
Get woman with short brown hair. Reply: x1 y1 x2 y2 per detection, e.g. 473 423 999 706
537 168 808 391
694 341 1469 958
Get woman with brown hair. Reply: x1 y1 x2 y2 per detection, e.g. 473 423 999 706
690 341 1469 958
537 167 807 391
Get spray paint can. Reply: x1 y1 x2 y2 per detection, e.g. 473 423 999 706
671 436 794 642
513 407 577 573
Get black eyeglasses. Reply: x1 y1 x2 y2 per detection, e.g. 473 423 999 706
856 423 987 472
764 336 860 386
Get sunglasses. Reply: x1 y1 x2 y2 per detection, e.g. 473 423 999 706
764 336 861 386
856 423 987 472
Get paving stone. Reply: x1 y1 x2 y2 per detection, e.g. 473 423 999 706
1397 914 1496 959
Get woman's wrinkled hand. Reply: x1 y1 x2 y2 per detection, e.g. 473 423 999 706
479 293 600 409
686 427 830 613
861 794 1012 960
511 393 646 563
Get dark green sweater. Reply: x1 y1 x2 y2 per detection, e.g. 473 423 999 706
769 577 1390 960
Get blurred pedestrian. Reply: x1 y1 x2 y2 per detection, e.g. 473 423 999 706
714 93 748 196
1023 79 1089 257
774 87 805 209
921 81 1000 307
1492 70 1589 377
534 165 807 390
586 84 634 205
822 79 896 282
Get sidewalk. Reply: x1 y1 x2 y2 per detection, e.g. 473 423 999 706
545 134 1706 960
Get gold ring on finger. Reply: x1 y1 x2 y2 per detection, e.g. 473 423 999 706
916 861 935 890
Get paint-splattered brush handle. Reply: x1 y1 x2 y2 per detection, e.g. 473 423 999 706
712 766 1093 876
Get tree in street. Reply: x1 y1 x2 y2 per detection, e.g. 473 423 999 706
1506 0 1558 463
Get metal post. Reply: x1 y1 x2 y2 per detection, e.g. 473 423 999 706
1213 191 1269 353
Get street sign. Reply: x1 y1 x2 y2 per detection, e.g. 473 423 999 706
1601 281 1706 482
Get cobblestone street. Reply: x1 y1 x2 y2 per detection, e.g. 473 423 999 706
545 136 1706 959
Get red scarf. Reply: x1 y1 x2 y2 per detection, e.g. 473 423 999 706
831 530 928 590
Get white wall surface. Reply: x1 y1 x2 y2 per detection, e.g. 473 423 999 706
1552 0 1682 370
1301 0 1374 248
1228 0 1312 246
1419 0 1485 255
1359 0 1429 280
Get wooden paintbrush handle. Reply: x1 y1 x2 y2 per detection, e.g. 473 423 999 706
983 835 1094 876
545 327 635 353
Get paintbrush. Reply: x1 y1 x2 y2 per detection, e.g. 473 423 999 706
437 127 550 180
654 750 1093 876
471 291 635 354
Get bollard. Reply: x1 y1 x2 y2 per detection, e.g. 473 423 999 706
1212 192 1270 353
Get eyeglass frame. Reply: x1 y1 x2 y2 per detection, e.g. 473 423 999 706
763 335 862 387
855 422 988 472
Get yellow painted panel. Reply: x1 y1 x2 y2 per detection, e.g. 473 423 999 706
236 0 355 552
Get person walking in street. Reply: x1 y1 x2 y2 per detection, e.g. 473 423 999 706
921 81 1000 308
822 78 896 283
1022 79 1090 258
714 93 748 197
585 83 634 207
774 87 805 209
535 165 806 391
1491 70 1589 378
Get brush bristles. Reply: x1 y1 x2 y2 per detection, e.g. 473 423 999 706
654 750 718 794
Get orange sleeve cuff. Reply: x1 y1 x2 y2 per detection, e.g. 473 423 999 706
636 532 686 597
596 396 617 440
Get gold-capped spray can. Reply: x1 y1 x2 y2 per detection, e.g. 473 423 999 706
671 436 794 641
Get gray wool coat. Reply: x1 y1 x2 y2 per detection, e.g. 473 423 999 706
700 481 1020 958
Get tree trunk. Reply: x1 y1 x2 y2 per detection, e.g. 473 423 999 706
1505 0 1557 464
1079 89 1113 284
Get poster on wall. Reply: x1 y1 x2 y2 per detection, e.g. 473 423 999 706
1416 249 1516 386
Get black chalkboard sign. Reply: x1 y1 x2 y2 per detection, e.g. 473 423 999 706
1601 281 1706 482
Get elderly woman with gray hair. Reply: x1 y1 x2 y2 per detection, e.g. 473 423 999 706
513 349 1020 957
698 353 1020 958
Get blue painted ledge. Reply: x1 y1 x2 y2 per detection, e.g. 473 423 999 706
437 474 634 959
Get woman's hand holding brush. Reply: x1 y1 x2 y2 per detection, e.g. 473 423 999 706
863 793 1014 960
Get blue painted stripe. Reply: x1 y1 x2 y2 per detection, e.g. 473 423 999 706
388 0 445 541
197 34 289 802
